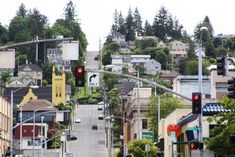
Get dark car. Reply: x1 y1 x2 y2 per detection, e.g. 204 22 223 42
70 136 77 140
92 125 98 130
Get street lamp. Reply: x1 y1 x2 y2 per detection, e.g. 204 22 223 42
33 105 54 157
198 26 208 157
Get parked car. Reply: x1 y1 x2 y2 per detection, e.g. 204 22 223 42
98 114 104 120
92 124 98 130
97 106 103 111
75 118 81 123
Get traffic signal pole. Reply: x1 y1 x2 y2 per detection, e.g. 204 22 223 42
87 69 192 101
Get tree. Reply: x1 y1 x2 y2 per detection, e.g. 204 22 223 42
128 139 159 157
143 20 154 36
16 3 27 18
64 0 77 21
108 88 120 116
118 12 126 35
111 9 119 35
0 23 8 43
148 94 184 137
153 6 169 41
206 97 235 156
133 7 143 36
125 8 135 41
194 16 215 57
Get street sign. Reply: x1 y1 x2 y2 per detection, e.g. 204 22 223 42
87 72 100 87
66 152 73 157
141 131 154 140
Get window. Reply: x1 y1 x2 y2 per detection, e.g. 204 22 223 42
142 119 148 129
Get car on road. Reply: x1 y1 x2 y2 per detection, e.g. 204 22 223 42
75 118 81 123
97 106 103 111
98 101 104 105
70 136 77 140
92 124 98 130
98 114 104 120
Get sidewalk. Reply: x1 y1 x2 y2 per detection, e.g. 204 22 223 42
21 149 61 157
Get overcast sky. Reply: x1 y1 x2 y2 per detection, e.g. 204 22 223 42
0 0 234 51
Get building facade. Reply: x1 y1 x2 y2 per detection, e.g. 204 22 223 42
0 95 11 156
144 59 161 75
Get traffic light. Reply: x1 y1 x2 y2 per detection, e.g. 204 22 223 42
192 92 202 114
74 65 85 87
189 142 203 150
228 78 235 98
217 56 226 76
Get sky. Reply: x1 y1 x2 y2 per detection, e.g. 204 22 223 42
0 0 235 51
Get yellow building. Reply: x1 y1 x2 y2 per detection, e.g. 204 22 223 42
52 65 66 105
0 95 11 156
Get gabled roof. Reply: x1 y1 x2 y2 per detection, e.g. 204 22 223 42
3 86 52 105
21 99 57 111
18 64 42 72
177 103 230 126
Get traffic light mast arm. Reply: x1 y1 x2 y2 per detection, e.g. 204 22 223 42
87 69 192 101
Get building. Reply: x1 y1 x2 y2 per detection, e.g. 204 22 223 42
18 63 43 86
144 59 161 75
175 103 229 157
160 71 179 85
111 54 123 73
208 65 235 100
157 109 191 157
125 88 152 141
168 40 188 61
13 99 57 150
4 66 71 106
130 55 151 64
172 75 211 99
0 95 11 156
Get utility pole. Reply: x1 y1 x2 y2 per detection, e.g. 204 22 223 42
137 70 140 139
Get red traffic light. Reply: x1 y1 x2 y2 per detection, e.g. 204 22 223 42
193 95 199 101
77 67 84 75
190 142 196 149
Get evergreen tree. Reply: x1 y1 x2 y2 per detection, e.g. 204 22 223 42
64 0 76 21
111 9 119 35
118 12 126 35
16 3 27 18
143 20 154 36
125 8 135 41
133 7 143 36
153 6 169 41
203 16 214 38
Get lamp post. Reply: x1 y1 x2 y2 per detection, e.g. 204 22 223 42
33 106 53 157
198 26 208 157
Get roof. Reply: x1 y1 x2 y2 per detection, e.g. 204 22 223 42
21 99 57 111
161 71 179 78
177 103 230 126
18 64 42 72
131 55 151 58
114 81 136 95
3 86 52 105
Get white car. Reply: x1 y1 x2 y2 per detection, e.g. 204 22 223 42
75 118 81 123
98 101 104 105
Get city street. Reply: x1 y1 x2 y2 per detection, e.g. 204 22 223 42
67 105 107 157
86 51 99 70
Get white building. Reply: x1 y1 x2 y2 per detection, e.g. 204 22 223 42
130 55 151 64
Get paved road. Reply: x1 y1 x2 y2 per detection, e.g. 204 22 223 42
86 51 99 70
67 105 107 157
